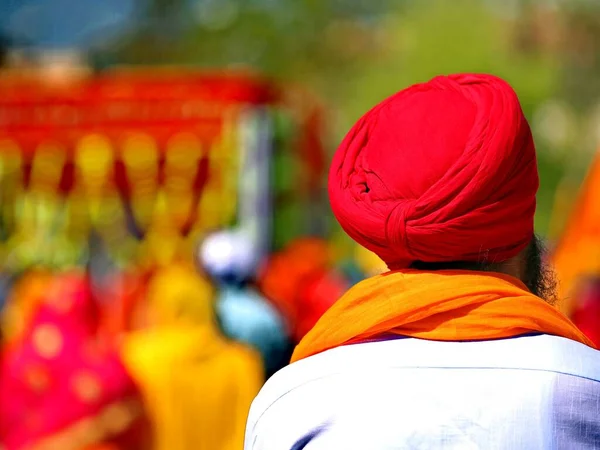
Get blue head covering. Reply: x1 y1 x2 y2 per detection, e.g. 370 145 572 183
199 230 292 377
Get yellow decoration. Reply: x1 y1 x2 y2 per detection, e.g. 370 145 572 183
31 142 66 248
75 134 115 224
195 140 236 234
76 134 134 265
30 141 66 193
2 141 69 269
57 184 91 267
139 191 184 268
164 132 203 231
122 133 160 232
0 140 24 251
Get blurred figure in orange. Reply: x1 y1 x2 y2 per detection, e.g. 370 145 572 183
258 237 348 343
551 155 600 316
95 269 152 340
0 271 151 450
121 264 263 450
1 270 55 345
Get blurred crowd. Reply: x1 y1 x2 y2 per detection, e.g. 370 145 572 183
3 0 600 444
0 231 386 450
0 67 388 450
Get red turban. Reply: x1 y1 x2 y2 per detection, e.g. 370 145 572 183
329 74 538 269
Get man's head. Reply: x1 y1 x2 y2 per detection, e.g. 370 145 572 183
328 74 551 297
409 235 558 303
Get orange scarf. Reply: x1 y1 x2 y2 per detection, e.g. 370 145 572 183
292 270 596 362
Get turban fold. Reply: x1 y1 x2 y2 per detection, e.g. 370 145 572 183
329 74 538 269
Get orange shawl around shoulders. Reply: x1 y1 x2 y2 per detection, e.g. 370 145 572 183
291 270 596 362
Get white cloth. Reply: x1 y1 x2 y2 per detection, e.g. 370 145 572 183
199 230 259 280
245 334 600 449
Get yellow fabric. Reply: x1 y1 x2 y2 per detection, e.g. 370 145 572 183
144 265 216 327
122 326 263 450
122 266 263 450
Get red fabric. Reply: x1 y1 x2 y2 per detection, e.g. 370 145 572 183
258 238 330 326
258 238 346 341
328 74 538 269
294 269 348 342
0 273 150 450
571 277 600 347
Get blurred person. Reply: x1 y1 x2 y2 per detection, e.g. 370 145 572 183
121 264 263 450
0 271 150 450
571 275 600 347
551 154 600 317
245 74 600 449
258 237 348 343
199 230 291 379
95 269 152 341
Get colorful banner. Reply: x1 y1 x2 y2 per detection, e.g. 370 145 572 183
0 69 327 271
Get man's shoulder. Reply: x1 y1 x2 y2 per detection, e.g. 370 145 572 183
249 334 600 423
245 335 600 450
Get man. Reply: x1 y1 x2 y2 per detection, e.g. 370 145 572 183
199 230 291 379
244 74 600 449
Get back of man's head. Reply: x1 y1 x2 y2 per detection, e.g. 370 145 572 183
328 74 556 300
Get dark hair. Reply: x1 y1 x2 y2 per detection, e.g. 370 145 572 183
409 236 557 304
409 260 500 272
408 236 544 274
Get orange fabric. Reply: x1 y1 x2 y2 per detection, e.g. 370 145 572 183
552 154 600 316
292 270 595 362
258 238 331 327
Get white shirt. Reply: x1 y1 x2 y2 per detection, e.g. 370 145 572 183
245 334 600 449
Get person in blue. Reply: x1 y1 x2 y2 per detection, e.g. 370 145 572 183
198 230 292 379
